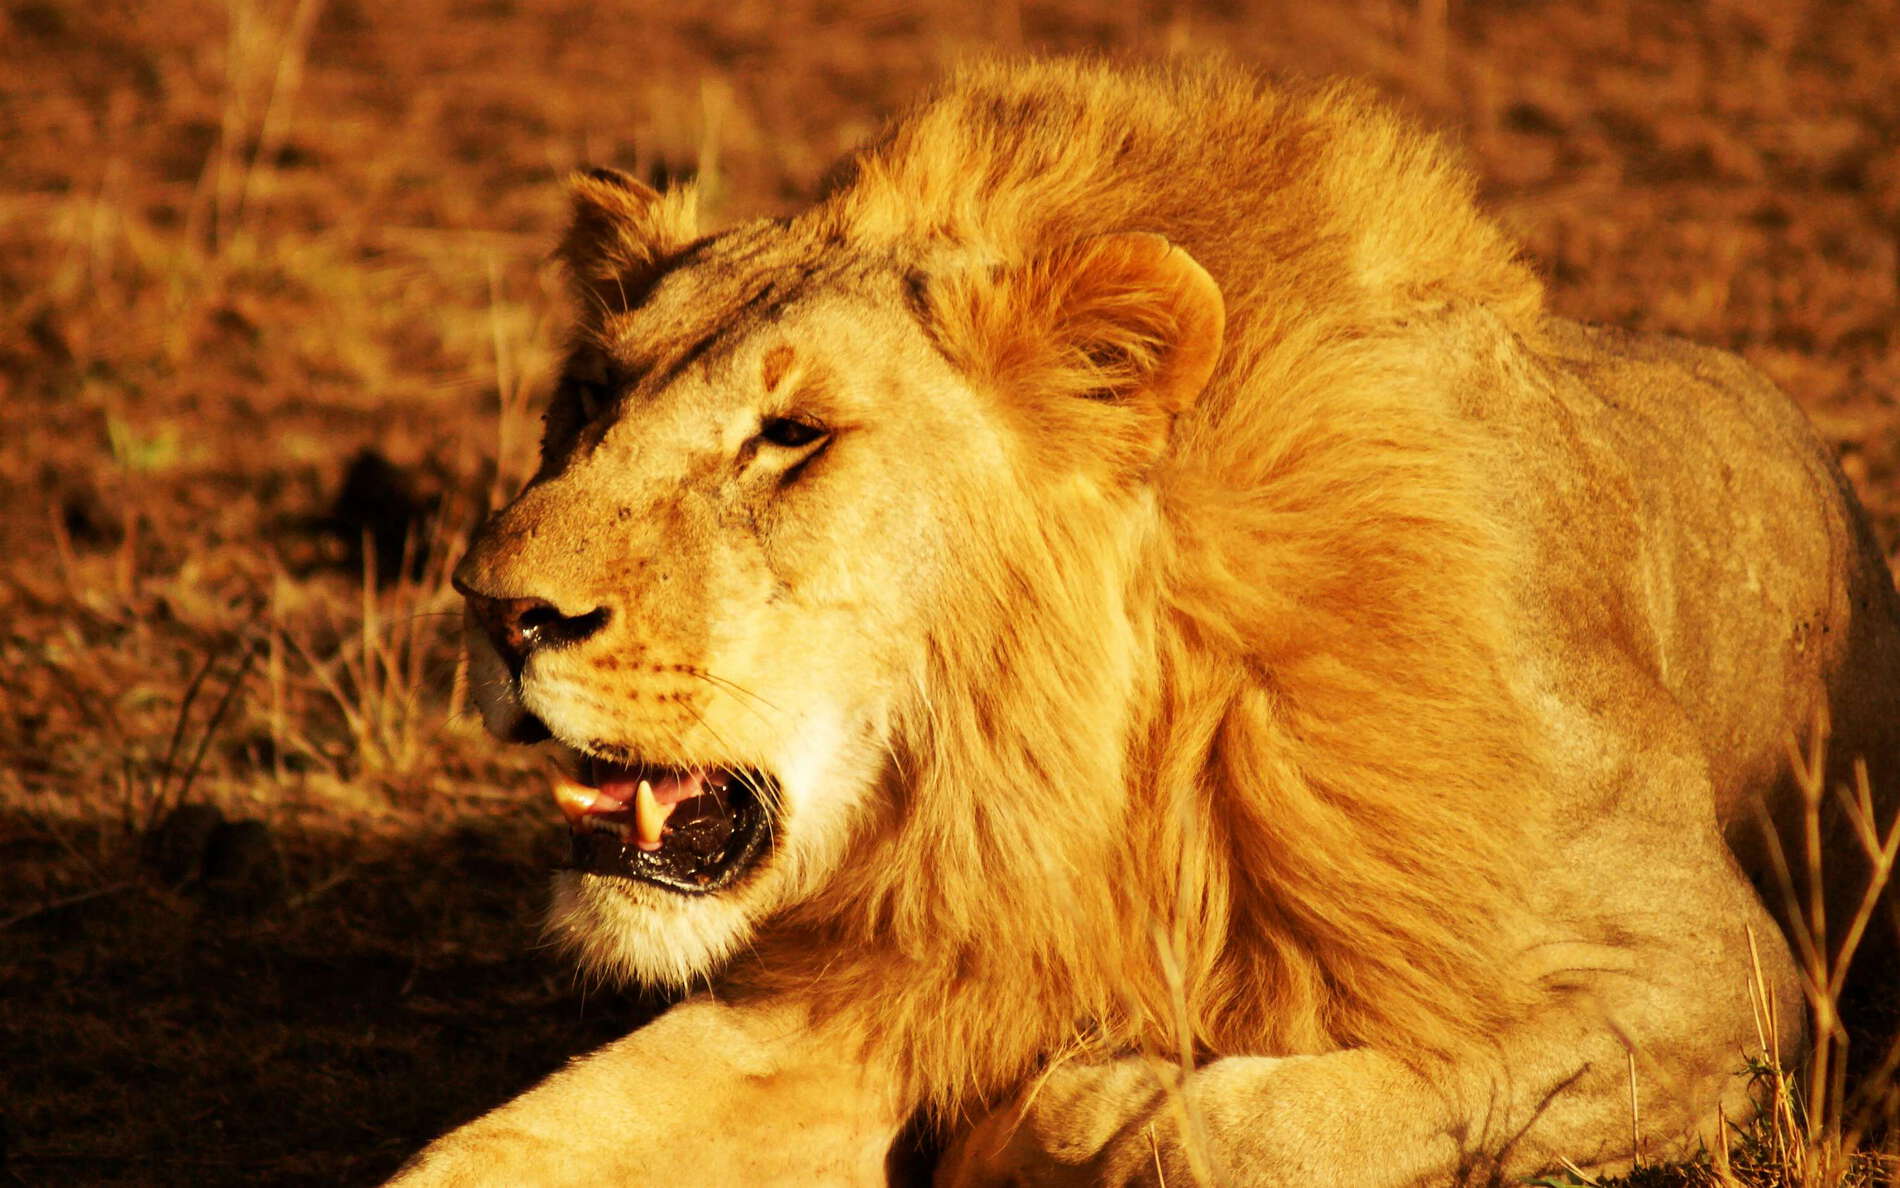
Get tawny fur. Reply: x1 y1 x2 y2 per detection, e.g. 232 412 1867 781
404 57 1899 1187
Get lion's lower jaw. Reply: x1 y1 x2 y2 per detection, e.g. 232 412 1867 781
536 711 890 989
545 870 767 987
541 802 866 988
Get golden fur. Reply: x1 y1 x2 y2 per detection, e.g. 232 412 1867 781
775 63 1551 1100
398 58 1900 1186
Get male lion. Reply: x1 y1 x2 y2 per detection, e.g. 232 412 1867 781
399 59 1900 1185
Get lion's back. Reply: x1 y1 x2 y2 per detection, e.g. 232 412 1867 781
1482 317 1900 839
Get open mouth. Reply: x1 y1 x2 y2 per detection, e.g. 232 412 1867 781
551 753 773 894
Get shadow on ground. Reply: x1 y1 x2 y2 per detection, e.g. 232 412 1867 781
1 813 672 1187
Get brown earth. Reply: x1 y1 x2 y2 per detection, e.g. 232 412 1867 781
2 0 1897 1184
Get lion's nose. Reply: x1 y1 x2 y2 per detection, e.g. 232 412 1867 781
455 581 612 677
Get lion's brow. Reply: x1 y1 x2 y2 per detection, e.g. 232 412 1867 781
642 265 823 391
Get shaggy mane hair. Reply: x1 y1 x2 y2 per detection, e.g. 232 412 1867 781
725 58 1550 1115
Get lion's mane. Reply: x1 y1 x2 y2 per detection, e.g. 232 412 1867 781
697 59 1553 1115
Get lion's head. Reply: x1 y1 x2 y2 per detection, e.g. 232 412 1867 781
455 163 1225 989
456 61 1543 1107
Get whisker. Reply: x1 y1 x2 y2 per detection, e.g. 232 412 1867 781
672 699 762 798
683 672 777 733
689 669 782 714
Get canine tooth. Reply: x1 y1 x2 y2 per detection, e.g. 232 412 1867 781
634 779 665 851
552 771 604 825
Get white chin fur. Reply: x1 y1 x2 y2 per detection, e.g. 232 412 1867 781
545 870 767 988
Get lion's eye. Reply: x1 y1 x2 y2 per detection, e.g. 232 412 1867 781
574 381 610 423
758 416 827 449
554 372 614 426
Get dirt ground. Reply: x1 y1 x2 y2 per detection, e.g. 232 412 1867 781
2 0 1897 1184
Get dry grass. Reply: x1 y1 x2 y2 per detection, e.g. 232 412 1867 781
2 0 1898 1183
1575 722 1900 1188
1742 728 1900 1182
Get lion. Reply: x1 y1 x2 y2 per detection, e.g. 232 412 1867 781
394 58 1900 1185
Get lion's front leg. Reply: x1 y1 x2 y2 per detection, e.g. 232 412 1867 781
942 914 1803 1187
390 996 907 1187
942 1036 1748 1188
937 1049 1466 1187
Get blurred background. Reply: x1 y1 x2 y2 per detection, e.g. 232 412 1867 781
2 0 1897 1183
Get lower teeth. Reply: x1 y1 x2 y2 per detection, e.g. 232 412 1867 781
578 811 736 857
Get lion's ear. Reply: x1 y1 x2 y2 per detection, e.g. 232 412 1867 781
936 232 1225 417
558 167 700 314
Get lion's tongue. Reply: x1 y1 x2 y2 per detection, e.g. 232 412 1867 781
552 766 710 852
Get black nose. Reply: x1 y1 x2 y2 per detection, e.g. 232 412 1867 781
456 583 611 677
